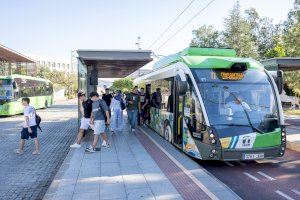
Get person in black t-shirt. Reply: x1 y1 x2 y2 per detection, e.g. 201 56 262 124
151 88 162 109
139 87 150 125
102 88 113 107
70 92 93 148
102 88 113 127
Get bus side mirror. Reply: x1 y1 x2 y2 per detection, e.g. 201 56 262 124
276 70 283 94
12 82 17 90
269 70 283 94
176 74 187 95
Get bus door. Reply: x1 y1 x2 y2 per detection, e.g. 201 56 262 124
174 82 184 147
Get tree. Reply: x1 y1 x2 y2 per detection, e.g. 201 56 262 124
111 78 133 93
245 8 280 58
223 2 259 58
190 25 225 48
264 43 286 58
283 0 300 57
36 66 77 98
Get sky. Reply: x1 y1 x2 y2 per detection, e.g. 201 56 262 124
0 0 295 61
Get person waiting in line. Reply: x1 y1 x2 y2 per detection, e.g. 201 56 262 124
226 94 251 114
70 92 93 148
102 88 113 131
151 88 162 109
86 92 111 153
14 97 40 155
126 87 140 132
110 90 125 133
138 87 146 125
139 87 150 125
102 88 113 107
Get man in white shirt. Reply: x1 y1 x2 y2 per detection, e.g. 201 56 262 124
226 95 251 114
14 97 40 155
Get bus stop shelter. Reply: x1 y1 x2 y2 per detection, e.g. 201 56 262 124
261 58 300 71
0 43 36 76
76 49 153 95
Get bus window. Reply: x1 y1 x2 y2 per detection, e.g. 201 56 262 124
184 80 205 134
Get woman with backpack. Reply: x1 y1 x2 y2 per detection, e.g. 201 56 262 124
110 90 125 133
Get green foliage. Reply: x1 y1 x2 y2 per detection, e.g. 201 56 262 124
283 23 300 57
36 65 77 98
283 0 300 57
223 2 259 58
111 78 133 93
284 71 300 97
265 44 286 58
190 25 224 48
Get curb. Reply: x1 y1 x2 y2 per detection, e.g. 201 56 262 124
286 136 300 153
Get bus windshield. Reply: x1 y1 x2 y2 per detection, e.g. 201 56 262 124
192 69 280 137
0 79 13 99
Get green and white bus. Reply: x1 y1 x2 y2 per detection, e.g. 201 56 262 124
0 74 53 116
135 47 286 161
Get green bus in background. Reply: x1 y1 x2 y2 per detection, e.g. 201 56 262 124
0 74 53 116
135 47 286 161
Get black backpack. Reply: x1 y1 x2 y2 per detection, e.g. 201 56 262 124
35 111 42 132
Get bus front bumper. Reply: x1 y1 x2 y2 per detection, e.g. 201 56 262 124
221 145 285 161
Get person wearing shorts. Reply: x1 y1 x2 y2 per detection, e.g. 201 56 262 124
14 97 40 155
86 92 110 153
70 92 93 148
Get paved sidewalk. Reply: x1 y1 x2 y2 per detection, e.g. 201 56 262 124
0 100 78 200
44 123 240 200
285 115 300 152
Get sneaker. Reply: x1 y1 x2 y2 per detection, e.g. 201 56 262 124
132 129 136 132
102 143 110 148
32 150 41 155
14 149 24 154
86 145 96 153
101 141 110 148
70 143 81 148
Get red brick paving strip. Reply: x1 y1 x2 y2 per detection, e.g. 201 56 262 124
136 129 211 200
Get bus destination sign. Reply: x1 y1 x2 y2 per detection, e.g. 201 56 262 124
219 72 244 80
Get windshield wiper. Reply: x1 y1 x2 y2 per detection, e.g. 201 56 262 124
213 123 266 134
221 86 266 134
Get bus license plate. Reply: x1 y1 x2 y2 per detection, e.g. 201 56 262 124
243 153 264 160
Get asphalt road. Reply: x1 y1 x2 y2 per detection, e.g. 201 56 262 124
198 116 300 200
198 149 300 200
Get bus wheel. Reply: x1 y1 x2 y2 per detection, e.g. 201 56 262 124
45 100 48 108
164 125 172 143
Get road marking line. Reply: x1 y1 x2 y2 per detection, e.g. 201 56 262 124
257 171 276 181
236 161 246 166
275 190 295 200
224 162 234 167
291 189 300 196
243 172 260 182
139 128 219 200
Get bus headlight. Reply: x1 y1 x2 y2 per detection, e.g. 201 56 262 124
281 125 286 143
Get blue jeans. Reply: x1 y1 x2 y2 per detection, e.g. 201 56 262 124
127 109 138 129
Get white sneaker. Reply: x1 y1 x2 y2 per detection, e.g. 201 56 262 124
70 143 81 148
101 141 110 148
132 129 136 132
